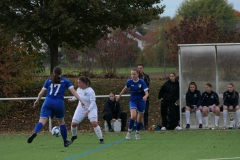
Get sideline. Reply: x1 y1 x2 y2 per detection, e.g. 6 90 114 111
198 157 240 160
64 137 131 160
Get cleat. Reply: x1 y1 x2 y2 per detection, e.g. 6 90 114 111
64 140 72 147
135 132 140 140
186 124 190 129
99 139 104 144
27 133 37 143
71 136 77 143
205 125 209 129
199 124 203 129
126 132 131 140
161 127 167 131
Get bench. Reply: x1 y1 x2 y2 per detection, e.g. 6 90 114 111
181 93 239 128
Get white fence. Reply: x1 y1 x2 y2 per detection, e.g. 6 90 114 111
0 94 130 132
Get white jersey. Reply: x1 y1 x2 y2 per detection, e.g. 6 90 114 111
72 87 97 111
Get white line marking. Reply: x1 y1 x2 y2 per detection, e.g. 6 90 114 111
198 157 240 160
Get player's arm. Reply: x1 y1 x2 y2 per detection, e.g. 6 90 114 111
116 87 127 101
33 89 46 107
143 90 149 101
69 88 85 108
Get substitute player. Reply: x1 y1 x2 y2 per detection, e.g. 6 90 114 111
116 69 149 140
223 83 240 128
201 83 220 129
27 66 85 147
68 76 104 144
185 82 202 129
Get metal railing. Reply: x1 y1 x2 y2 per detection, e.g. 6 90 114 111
0 94 130 132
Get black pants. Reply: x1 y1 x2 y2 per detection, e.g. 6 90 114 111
144 98 149 126
103 112 127 131
161 101 178 130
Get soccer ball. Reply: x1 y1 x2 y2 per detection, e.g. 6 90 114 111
51 126 61 137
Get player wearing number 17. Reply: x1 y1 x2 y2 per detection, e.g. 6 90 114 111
27 66 85 147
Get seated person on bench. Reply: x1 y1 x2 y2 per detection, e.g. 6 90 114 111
102 92 127 132
201 83 220 129
223 83 240 128
185 82 202 129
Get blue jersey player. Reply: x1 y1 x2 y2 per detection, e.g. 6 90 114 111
27 66 85 147
116 69 149 140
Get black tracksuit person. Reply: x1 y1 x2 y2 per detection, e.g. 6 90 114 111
137 64 150 130
201 83 220 129
102 92 127 132
158 73 181 130
222 83 240 128
185 82 202 129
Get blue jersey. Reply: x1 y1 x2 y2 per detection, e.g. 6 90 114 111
126 78 148 101
43 77 74 100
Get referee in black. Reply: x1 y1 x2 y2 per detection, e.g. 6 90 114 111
137 64 150 130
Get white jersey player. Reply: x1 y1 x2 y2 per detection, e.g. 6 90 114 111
68 76 104 144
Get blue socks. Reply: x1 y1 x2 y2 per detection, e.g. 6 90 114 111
33 122 43 133
136 122 142 131
129 119 135 130
60 124 67 142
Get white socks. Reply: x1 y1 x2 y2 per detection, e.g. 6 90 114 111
215 116 220 126
185 110 190 124
236 110 240 123
94 125 103 139
196 110 202 124
223 110 228 126
203 117 208 126
71 126 78 136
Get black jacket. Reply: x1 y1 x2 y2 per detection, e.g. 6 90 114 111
143 72 150 87
186 90 201 107
158 80 179 102
102 98 121 119
223 90 239 107
201 91 219 106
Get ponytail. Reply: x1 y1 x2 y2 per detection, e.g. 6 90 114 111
52 66 62 84
79 76 91 87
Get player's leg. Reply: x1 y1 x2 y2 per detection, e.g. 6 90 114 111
88 108 104 144
71 107 86 143
195 107 202 128
223 105 229 128
213 105 220 128
54 103 72 147
202 106 209 128
185 106 191 128
125 101 137 139
27 101 50 144
235 106 240 128
134 99 146 140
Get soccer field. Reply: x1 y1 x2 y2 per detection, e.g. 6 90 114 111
1 130 240 160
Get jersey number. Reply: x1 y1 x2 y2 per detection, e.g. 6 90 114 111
49 84 61 96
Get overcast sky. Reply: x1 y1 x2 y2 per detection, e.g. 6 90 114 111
159 0 240 17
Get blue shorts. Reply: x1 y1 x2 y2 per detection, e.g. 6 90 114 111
129 99 146 113
40 98 65 119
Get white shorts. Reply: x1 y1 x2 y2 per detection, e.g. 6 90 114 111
72 106 98 123
200 105 214 112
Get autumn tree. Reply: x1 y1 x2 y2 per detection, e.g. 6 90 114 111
176 0 238 30
0 0 165 74
165 16 240 80
94 29 140 78
0 33 44 115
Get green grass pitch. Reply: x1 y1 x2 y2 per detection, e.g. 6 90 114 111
1 130 240 160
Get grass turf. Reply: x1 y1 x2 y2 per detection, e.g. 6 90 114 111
1 130 239 160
